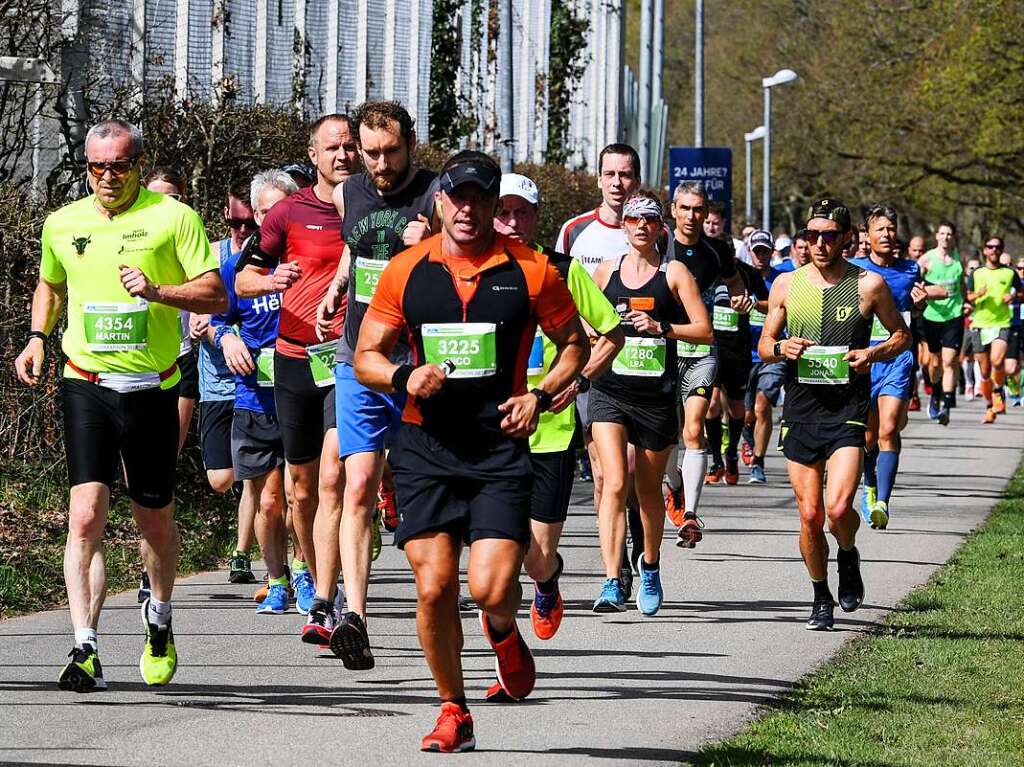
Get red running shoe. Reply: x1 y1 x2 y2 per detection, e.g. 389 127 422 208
908 394 921 412
740 440 753 466
705 464 724 485
421 702 476 752
664 482 686 528
485 681 516 702
479 613 535 700
377 488 399 532
675 512 705 549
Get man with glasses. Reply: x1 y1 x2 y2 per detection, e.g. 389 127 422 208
966 236 1024 423
14 119 226 690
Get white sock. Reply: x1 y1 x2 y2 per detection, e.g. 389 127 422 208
681 448 707 515
147 597 172 628
665 442 682 491
74 628 97 649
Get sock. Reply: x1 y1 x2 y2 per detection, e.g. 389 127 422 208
877 450 900 504
485 615 512 643
642 555 660 571
726 417 744 463
291 557 308 573
837 543 856 558
863 446 879 489
753 455 765 468
666 443 683 492
147 597 172 628
705 418 723 465
269 575 289 587
232 549 245 557
943 391 955 409
537 554 563 594
446 695 469 712
681 448 707 514
812 578 832 602
980 378 994 404
74 627 97 650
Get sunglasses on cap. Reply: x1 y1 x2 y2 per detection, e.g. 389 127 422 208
87 156 140 178
804 228 842 245
227 216 257 229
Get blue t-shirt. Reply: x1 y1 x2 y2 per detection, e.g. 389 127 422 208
210 240 281 414
198 239 238 402
751 265 788 363
850 255 920 346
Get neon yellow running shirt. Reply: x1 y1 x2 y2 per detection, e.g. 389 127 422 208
40 188 217 388
968 266 1019 329
528 257 619 454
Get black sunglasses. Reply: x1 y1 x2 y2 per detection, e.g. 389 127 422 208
87 156 139 178
985 242 1003 251
227 217 257 229
804 228 842 245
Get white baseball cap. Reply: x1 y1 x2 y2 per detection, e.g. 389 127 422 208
499 173 539 205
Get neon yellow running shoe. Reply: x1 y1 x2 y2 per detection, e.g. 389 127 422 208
371 509 382 562
870 500 890 531
140 600 177 686
58 645 107 692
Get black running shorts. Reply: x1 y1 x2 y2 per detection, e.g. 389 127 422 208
273 351 336 464
1008 326 1022 359
199 399 234 472
529 448 576 524
62 378 179 508
781 421 865 466
177 347 199 400
231 409 285 481
715 350 753 401
923 317 964 354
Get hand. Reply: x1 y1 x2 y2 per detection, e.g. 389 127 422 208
14 338 44 386
844 347 874 374
730 292 754 315
627 310 661 335
498 392 540 437
316 280 344 341
119 264 159 301
220 333 255 375
403 214 432 246
407 364 447 398
549 380 580 414
781 337 814 360
911 282 928 305
270 262 302 292
189 314 210 341
975 285 987 297
1002 292 1015 305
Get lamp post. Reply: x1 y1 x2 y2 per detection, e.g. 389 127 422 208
744 125 765 224
761 68 798 231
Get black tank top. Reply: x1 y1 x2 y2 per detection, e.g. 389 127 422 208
594 255 685 405
337 168 439 365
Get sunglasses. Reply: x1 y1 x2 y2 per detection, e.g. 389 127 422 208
227 217 257 229
624 215 662 224
87 157 139 178
804 228 842 245
985 242 1003 251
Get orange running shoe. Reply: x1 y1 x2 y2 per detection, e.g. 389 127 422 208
724 460 739 485
530 554 564 640
480 614 535 700
993 392 1006 414
253 584 269 603
740 440 753 466
983 408 997 424
664 482 686 527
676 512 705 549
377 488 399 532
705 464 724 485
421 702 476 752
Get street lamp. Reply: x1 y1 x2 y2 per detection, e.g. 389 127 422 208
761 68 798 231
744 125 765 224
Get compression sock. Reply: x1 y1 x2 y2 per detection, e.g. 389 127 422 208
74 627 98 650
665 443 682 492
876 450 900 504
147 597 172 628
931 378 943 406
681 448 707 514
705 417 723 466
980 378 994 404
726 416 744 462
862 446 879 489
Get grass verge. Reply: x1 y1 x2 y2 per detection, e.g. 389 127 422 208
694 459 1024 767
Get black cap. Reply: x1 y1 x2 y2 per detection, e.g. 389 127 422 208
439 150 501 196
807 198 851 231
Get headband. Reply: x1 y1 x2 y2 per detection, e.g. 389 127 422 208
623 196 663 220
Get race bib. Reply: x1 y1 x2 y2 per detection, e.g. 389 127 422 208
527 330 545 376
749 308 766 327
421 322 497 379
306 341 337 387
256 347 275 387
870 310 911 342
612 337 666 377
1018 304 1024 321
980 326 1002 346
797 345 850 385
713 305 739 332
83 300 149 351
354 257 388 304
677 340 712 358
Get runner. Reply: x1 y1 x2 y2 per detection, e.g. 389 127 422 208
850 205 930 530
1008 258 1024 405
210 169 298 614
354 150 588 752
590 192 711 613
966 236 1024 423
235 114 359 618
920 221 965 424
493 172 624 637
662 180 747 547
757 198 910 631
310 100 436 666
14 119 226 690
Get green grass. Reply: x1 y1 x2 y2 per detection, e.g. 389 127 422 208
694 461 1024 767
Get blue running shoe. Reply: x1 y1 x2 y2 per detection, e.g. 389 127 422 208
748 464 766 484
256 583 288 615
927 398 940 420
292 569 316 615
592 578 626 613
859 485 876 524
636 560 663 616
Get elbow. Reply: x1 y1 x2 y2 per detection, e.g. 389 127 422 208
211 286 229 314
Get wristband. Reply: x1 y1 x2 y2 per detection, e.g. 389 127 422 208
27 330 48 343
773 341 783 358
391 364 414 393
530 387 553 412
213 325 239 350
576 374 591 393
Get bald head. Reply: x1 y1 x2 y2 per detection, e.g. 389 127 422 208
908 236 926 261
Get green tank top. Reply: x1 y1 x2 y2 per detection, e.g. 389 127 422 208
922 249 964 322
970 266 1016 329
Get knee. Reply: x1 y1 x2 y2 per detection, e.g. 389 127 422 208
207 469 234 494
599 471 627 500
342 469 379 511
136 510 176 545
417 573 460 612
468 572 516 614
798 503 825 529
826 500 851 524
682 422 703 449
259 493 284 521
68 500 105 540
318 460 343 497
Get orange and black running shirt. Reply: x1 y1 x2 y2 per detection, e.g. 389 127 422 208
365 233 578 475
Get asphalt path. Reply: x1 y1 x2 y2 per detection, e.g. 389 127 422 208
1 398 1021 766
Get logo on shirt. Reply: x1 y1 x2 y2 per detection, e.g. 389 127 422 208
835 306 855 321
71 235 91 256
121 228 148 241
492 285 519 292
306 224 324 231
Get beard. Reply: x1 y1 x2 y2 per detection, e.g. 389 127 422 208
369 161 410 192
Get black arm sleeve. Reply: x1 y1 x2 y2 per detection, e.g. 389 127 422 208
234 231 277 272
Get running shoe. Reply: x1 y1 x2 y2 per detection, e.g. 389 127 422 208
139 600 177 686
938 404 950 426
860 485 877 524
301 600 335 647
927 397 940 421
923 380 932 396
577 451 593 481
255 583 288 615
619 562 634 602
378 488 399 532
253 582 269 603
292 569 316 614
837 546 865 612
908 394 921 412
704 463 724 485
805 598 835 631
421 702 476 753
371 509 382 562
993 391 1006 414
965 384 975 399
983 407 996 424
592 578 626 612
636 560 663 616
530 554 564 640
1015 397 1023 408
870 500 890 531
459 594 475 612
1008 375 1021 398
479 613 535 700
664 482 686 528
137 571 150 604
740 439 753 466
58 645 107 693
675 512 704 549
228 551 256 584
485 681 516 702
748 464 767 484
724 459 740 485
330 611 375 670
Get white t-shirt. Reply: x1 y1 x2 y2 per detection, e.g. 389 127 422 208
554 208 629 276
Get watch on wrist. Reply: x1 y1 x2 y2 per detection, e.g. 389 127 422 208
576 374 591 393
530 387 554 412
26 330 48 344
659 320 671 337
773 341 783 358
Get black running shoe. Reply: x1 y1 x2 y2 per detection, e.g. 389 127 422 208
229 551 256 584
619 562 634 602
58 645 107 692
805 598 835 631
330 611 375 670
837 546 865 612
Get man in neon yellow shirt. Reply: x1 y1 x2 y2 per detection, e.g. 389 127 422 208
14 120 225 692
492 173 624 651
966 235 1024 423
